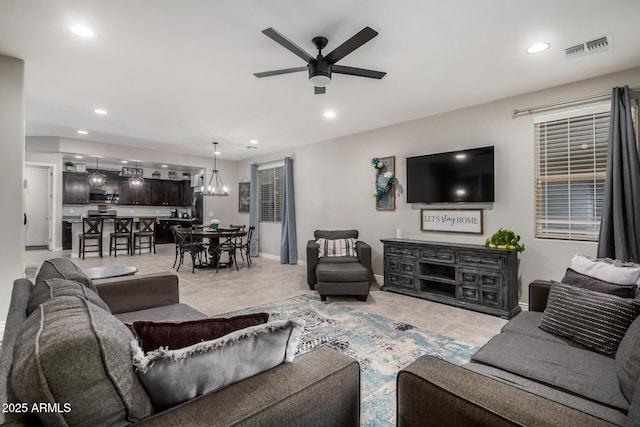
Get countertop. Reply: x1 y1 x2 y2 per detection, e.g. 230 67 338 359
62 216 196 223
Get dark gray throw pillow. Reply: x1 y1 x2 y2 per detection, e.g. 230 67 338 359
27 278 111 316
35 258 97 292
562 268 636 298
539 282 640 356
12 296 154 425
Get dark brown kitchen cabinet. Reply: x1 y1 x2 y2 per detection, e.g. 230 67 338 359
118 178 151 205
182 181 193 207
63 172 90 204
150 179 183 206
62 221 72 250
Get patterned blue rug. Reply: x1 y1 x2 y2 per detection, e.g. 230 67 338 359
222 294 478 426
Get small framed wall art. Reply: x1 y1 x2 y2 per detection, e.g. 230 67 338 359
421 208 483 234
238 182 250 212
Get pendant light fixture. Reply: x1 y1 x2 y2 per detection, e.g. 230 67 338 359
128 162 144 189
204 142 228 197
88 157 106 189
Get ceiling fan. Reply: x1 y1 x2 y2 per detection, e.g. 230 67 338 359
254 26 386 94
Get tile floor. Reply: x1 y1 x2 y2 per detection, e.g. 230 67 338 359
23 244 507 348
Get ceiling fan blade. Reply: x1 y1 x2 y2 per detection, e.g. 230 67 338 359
254 67 307 78
261 28 314 63
314 86 326 95
332 65 386 79
324 27 378 64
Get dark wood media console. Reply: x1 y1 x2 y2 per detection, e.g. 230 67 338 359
381 238 521 318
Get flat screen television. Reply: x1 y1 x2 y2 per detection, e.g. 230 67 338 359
406 146 495 204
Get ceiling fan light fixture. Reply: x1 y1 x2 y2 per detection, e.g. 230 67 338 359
308 61 332 86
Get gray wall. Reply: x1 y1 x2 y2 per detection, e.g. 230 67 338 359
0 54 25 321
236 66 640 305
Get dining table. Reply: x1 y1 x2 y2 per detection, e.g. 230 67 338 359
190 227 247 268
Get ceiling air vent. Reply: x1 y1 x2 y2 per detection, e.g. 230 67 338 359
565 34 612 59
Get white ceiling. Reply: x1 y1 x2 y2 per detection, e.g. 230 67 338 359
2 0 640 161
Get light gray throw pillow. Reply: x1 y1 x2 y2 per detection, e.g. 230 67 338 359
132 319 304 411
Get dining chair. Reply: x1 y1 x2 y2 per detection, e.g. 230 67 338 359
175 228 208 273
240 226 255 267
230 224 247 263
109 217 134 257
134 217 156 255
170 224 183 268
78 217 104 259
210 229 240 272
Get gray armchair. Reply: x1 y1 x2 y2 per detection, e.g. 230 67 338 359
306 230 372 301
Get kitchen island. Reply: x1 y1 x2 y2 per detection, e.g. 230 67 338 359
66 217 196 257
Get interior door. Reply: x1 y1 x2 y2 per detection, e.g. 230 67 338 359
25 165 51 249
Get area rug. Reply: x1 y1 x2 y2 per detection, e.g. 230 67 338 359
222 294 478 426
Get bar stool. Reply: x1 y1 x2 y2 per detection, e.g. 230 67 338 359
134 217 156 255
109 217 134 257
78 217 104 259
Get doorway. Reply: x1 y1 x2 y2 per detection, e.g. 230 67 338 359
25 165 52 250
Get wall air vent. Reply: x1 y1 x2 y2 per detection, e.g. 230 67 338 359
245 145 259 149
565 34 612 59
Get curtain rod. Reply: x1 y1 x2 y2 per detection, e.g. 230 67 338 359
252 155 294 168
512 86 640 118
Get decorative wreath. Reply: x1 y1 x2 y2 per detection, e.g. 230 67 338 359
371 157 396 199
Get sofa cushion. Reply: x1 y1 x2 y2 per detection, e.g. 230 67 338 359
616 316 640 402
471 332 629 411
316 262 369 283
35 258 97 292
501 311 589 350
571 253 640 286
316 238 357 257
132 320 304 411
539 282 640 355
562 268 636 298
130 312 270 352
27 278 110 316
114 303 206 324
11 296 154 425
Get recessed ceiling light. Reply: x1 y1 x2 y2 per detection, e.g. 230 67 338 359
214 150 221 156
323 111 336 119
94 108 108 115
526 42 551 54
161 164 168 168
76 130 88 135
70 24 94 38
75 155 83 159
121 160 128 164
250 140 259 144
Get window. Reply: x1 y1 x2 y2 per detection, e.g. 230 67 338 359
258 165 284 222
535 106 609 241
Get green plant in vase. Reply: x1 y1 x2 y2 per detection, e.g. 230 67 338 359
485 228 525 252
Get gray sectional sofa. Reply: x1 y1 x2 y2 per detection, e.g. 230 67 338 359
397 280 640 426
0 259 361 426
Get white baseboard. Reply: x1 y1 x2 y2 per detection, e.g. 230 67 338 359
257 252 280 261
519 302 529 311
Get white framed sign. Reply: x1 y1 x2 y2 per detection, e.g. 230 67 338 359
421 208 483 234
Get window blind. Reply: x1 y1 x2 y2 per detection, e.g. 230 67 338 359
258 166 284 222
535 110 609 241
